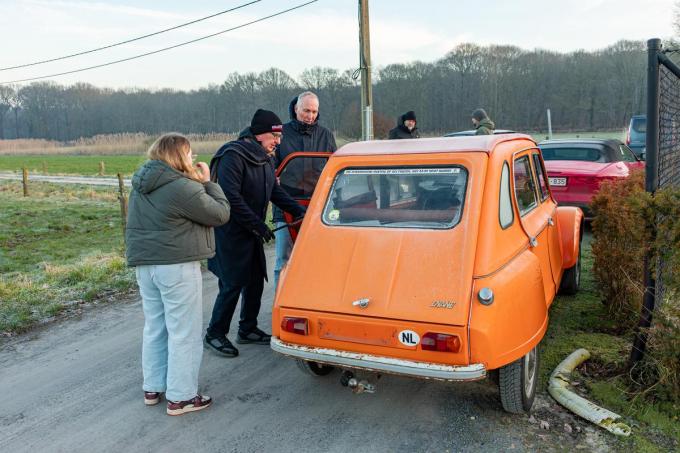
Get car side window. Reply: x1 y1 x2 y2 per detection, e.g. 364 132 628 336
532 153 550 201
513 155 538 216
499 161 514 228
619 144 638 162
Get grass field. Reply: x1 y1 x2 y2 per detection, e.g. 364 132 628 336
0 180 134 333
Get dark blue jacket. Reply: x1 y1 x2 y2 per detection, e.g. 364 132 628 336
273 97 337 222
208 128 305 285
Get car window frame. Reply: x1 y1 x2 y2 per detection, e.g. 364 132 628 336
531 152 550 202
512 154 539 217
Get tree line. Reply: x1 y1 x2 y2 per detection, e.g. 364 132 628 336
0 40 647 142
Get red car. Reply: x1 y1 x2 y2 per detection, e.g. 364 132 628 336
539 139 643 219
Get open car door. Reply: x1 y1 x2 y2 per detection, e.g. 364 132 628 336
275 152 332 242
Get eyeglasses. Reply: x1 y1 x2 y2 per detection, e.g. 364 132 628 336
271 132 282 140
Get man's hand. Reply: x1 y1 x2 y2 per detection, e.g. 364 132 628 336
253 223 274 243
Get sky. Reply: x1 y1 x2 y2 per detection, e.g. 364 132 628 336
0 0 675 90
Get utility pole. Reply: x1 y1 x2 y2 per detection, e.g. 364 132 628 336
359 0 373 140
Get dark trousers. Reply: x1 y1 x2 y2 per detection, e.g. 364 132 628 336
206 277 264 338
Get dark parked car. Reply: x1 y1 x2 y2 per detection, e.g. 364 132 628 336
539 138 643 219
444 129 515 137
626 115 646 159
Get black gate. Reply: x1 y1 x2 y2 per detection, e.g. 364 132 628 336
631 38 680 363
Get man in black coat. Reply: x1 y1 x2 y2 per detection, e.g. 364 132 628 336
388 111 420 139
205 109 306 358
272 92 337 288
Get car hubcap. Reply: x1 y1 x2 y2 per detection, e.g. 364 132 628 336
523 347 537 398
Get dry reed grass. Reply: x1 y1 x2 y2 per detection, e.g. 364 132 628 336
0 133 235 156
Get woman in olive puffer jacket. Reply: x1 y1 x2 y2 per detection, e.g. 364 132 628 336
126 133 230 416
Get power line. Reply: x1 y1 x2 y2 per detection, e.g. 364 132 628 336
0 1 261 72
1 1 318 85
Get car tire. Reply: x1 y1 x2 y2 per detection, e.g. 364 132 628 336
559 239 581 295
296 359 335 376
498 346 539 414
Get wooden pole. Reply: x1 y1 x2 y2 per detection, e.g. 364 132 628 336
358 0 373 141
22 167 29 196
99 161 105 176
117 173 128 241
42 161 48 175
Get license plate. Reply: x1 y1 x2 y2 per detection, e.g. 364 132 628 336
549 177 567 187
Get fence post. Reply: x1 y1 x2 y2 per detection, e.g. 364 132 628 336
22 167 29 197
99 161 105 176
117 173 128 241
42 161 47 175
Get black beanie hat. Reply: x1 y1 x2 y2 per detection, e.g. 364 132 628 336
402 110 416 122
250 109 283 135
471 108 488 121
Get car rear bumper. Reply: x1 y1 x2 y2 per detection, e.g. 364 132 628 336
271 336 487 381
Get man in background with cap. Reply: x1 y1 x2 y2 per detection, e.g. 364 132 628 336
204 109 306 358
388 111 420 139
273 91 337 289
471 108 495 135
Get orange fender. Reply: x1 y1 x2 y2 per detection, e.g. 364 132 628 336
556 207 583 269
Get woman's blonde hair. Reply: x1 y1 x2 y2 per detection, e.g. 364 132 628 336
147 133 201 182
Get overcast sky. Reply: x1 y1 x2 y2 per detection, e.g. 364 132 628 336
0 0 675 90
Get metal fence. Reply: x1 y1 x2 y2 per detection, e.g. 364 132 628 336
631 38 680 363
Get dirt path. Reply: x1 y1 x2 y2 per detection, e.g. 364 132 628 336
0 171 131 187
0 248 613 453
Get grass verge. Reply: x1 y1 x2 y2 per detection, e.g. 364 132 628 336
541 232 679 451
0 180 135 334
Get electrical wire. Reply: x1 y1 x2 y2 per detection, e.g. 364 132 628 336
1 1 318 85
0 0 261 72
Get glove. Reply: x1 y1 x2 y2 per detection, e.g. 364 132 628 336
253 223 274 243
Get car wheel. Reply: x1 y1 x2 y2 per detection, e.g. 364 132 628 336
559 238 581 295
296 359 335 376
498 346 539 414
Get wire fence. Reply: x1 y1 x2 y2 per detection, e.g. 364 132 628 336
658 63 680 189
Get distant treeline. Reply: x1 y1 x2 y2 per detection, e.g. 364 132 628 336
0 40 647 141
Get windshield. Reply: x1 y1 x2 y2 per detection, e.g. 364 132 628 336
322 167 468 229
631 117 646 134
541 146 608 162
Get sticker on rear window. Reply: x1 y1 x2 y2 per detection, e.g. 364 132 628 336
345 168 460 175
398 330 420 346
328 209 340 221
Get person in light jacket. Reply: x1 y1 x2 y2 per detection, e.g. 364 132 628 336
126 133 230 416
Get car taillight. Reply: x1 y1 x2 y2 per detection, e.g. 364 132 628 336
626 129 631 145
281 317 308 335
421 333 461 352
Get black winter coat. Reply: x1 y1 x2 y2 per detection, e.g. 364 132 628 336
208 128 305 285
388 113 420 139
273 97 337 222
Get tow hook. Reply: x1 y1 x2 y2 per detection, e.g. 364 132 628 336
340 370 376 394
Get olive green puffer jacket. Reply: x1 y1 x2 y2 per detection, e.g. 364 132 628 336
125 159 230 266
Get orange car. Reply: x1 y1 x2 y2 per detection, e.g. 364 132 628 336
272 134 584 414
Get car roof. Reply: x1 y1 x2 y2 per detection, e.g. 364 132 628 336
335 134 535 157
538 138 623 148
443 129 515 137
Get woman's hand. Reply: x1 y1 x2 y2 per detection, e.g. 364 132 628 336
196 161 210 182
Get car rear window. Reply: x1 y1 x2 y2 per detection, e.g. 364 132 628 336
631 117 646 134
541 147 608 162
322 167 467 229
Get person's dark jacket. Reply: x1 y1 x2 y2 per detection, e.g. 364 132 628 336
388 113 421 139
475 118 495 135
208 127 306 285
125 159 230 266
272 97 337 222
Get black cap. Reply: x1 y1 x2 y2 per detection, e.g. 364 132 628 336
403 111 416 122
471 108 488 121
250 109 283 135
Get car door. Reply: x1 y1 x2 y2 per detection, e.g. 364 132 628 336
275 152 332 241
512 151 557 304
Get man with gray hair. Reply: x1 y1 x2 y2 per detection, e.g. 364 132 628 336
273 91 337 288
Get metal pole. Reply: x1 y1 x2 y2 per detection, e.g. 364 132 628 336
630 38 661 365
359 0 373 141
547 109 553 140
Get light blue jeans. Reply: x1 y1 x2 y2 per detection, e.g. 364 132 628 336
274 221 293 290
136 261 203 402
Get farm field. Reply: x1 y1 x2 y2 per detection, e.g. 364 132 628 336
0 131 625 176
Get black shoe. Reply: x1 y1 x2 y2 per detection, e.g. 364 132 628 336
203 333 239 357
236 327 271 345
